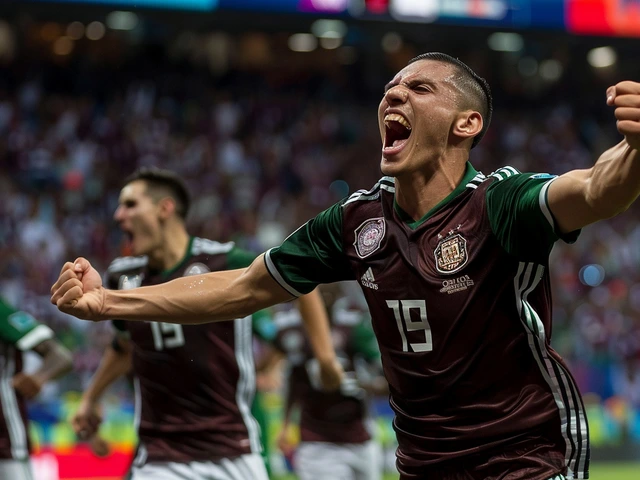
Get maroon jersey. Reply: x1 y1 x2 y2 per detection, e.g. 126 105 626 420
272 300 380 444
265 165 590 479
107 237 261 464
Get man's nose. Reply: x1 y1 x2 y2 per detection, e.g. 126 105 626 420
385 86 408 105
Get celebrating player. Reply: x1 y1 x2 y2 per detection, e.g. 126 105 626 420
69 168 341 480
0 298 72 480
52 54 640 479
272 283 387 480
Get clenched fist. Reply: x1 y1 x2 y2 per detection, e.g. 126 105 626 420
50 258 106 321
608 81 640 151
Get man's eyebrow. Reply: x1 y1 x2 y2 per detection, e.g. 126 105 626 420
384 79 399 92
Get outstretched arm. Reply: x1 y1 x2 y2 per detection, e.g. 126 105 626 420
548 81 640 233
51 254 294 324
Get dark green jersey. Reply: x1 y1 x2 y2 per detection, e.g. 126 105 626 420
0 298 54 460
265 164 589 479
106 237 264 464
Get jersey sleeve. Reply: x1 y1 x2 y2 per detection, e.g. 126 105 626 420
351 320 381 362
252 309 277 343
264 201 354 296
485 171 580 262
0 299 54 351
226 247 259 270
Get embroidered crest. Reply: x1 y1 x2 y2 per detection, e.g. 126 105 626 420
185 263 211 276
434 233 468 274
354 218 386 258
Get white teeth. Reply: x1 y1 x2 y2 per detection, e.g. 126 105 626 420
384 113 411 130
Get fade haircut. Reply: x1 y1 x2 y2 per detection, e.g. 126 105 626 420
124 167 191 220
408 52 493 149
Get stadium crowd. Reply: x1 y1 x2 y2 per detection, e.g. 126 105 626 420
0 50 639 416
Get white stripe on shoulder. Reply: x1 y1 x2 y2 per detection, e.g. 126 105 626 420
264 249 303 297
490 166 520 181
107 256 148 273
344 177 395 205
538 178 557 232
191 237 235 256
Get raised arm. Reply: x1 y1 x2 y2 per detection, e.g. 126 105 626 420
548 81 640 233
51 254 294 324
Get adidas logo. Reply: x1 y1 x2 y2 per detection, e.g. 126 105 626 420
361 267 378 290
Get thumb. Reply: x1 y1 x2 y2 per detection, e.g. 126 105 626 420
74 257 91 274
606 86 616 106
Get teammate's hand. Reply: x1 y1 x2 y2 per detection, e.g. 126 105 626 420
71 399 103 441
319 358 344 392
88 434 110 457
12 373 43 400
607 81 640 151
50 258 106 321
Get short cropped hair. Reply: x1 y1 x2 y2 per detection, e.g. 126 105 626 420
408 52 493 149
124 167 191 220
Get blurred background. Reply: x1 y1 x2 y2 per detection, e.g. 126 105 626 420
0 0 639 479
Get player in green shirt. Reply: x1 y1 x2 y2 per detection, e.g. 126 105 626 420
52 55 640 480
0 298 72 480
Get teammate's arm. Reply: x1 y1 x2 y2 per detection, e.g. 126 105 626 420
12 338 73 400
547 81 640 233
71 335 132 439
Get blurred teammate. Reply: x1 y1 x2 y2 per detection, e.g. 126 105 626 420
273 283 386 480
70 168 340 480
0 297 72 480
52 57 640 479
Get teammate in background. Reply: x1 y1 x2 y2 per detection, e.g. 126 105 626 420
69 168 340 480
0 297 73 480
51 57 640 480
272 283 387 480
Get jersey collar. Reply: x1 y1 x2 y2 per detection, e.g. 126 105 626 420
160 236 195 278
394 162 478 230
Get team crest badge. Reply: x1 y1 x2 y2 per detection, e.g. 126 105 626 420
434 234 468 274
185 263 211 276
354 218 385 258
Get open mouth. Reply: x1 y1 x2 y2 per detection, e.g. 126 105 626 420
383 113 412 154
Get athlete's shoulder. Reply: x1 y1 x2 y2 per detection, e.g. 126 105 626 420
488 166 521 182
107 255 148 274
342 176 395 207
191 237 235 256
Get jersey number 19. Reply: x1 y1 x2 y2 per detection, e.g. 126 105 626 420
386 300 433 352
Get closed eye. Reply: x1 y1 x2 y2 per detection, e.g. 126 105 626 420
411 84 431 93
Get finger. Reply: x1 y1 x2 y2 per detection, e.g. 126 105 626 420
51 269 81 298
57 284 84 309
607 86 616 106
617 120 640 136
59 261 76 277
51 277 81 305
614 107 640 122
613 81 640 96
612 94 640 108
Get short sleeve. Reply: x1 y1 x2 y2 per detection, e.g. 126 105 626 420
252 309 277 342
0 299 54 351
486 171 580 262
264 201 354 296
351 321 381 362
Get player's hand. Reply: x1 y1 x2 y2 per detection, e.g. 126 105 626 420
71 399 102 440
319 358 344 392
12 373 43 400
88 434 110 457
50 258 106 321
607 81 640 151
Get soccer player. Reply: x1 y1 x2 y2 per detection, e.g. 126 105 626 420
272 283 386 480
69 168 341 480
51 55 640 480
0 297 73 480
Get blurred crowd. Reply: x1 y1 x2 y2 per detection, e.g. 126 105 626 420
0 48 639 414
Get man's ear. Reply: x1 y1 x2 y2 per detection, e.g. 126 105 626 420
157 197 176 220
453 111 483 142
